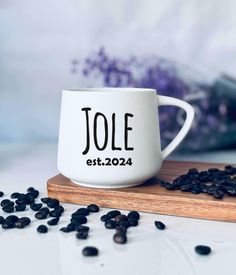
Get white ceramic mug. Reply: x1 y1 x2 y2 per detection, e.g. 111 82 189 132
57 88 194 188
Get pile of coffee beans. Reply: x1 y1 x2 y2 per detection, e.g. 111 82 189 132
101 210 140 244
0 184 214 257
160 165 236 199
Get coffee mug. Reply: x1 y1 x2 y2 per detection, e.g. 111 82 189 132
57 88 194 188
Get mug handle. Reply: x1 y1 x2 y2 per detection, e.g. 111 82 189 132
157 95 195 159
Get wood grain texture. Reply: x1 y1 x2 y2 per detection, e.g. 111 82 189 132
47 161 236 222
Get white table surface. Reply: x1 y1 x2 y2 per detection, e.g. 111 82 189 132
0 143 236 275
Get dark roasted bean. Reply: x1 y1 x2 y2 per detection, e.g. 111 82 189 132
118 220 130 229
28 190 39 199
54 205 64 213
2 220 14 229
180 183 193 192
74 208 90 216
15 217 31 228
15 198 27 205
100 214 110 222
128 217 138 226
114 214 128 223
82 246 98 256
75 225 90 232
76 230 88 239
127 211 140 220
60 227 70 233
188 168 199 174
47 217 59 226
39 207 50 214
46 199 60 208
67 223 76 231
2 205 14 213
10 192 21 199
213 190 224 199
87 204 99 213
208 168 219 174
191 187 201 194
154 221 166 230
0 191 4 197
105 219 116 229
49 210 61 218
70 215 87 225
30 203 43 211
113 232 127 244
25 193 35 204
1 199 13 207
27 187 35 193
37 225 48 233
107 210 121 218
6 215 19 224
35 211 48 220
226 187 236 196
41 197 50 203
195 245 211 255
0 216 5 224
115 226 127 234
15 204 26 212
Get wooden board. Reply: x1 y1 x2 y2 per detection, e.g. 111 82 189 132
47 161 236 222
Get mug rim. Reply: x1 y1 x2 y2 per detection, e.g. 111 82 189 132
62 87 157 93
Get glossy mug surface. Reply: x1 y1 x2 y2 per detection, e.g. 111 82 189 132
57 88 194 188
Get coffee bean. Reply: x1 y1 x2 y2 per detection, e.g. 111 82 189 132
54 205 64 213
67 223 76 231
180 184 193 192
70 215 87 225
35 211 48 220
76 230 88 239
74 208 90 216
39 207 50 215
46 199 60 208
82 246 98 256
113 232 127 244
208 168 219 174
107 210 121 218
30 203 43 211
118 220 130 229
25 193 35 204
2 205 14 213
49 210 61 218
114 214 128 223
15 204 26 212
60 227 71 233
15 217 31 228
1 199 13 207
100 214 110 222
87 204 99 213
154 221 166 230
15 198 27 205
195 245 211 255
75 225 90 232
105 220 117 229
27 187 35 193
212 190 224 199
128 217 138 226
41 197 50 203
28 190 39 199
37 225 48 233
127 211 140 220
0 216 5 224
47 217 59 226
115 226 127 234
2 220 14 229
6 215 19 224
188 168 199 174
10 192 21 199
0 191 4 197
226 187 236 196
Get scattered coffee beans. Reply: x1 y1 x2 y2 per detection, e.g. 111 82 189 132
128 211 140 220
154 221 166 230
113 232 127 244
105 219 117 229
15 204 26 212
15 217 31 229
10 192 21 199
2 204 14 213
82 246 99 256
100 214 110 222
37 225 48 233
107 210 121 218
1 199 13 207
195 245 211 255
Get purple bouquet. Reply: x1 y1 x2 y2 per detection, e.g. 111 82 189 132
71 48 236 152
